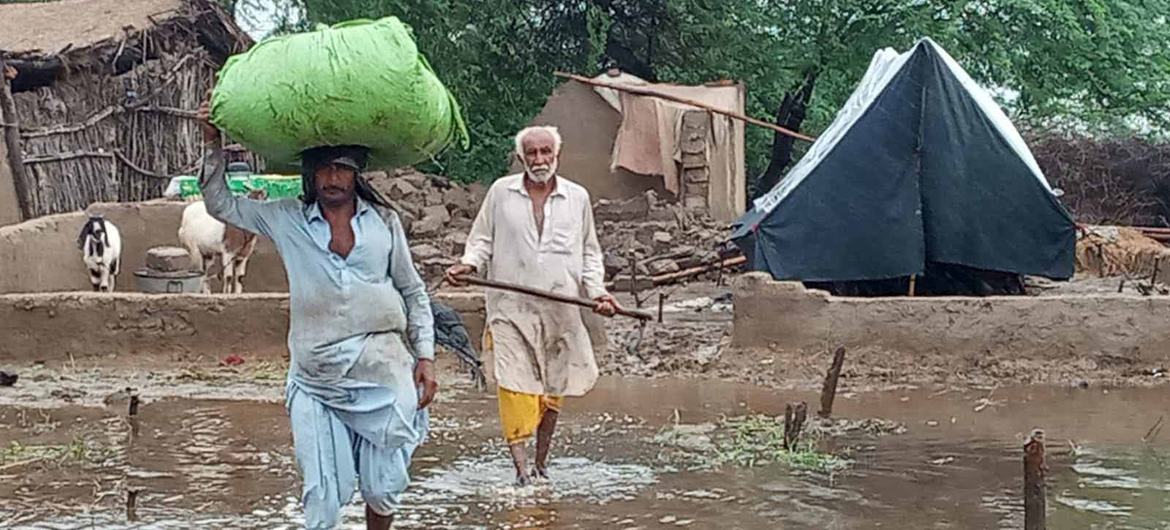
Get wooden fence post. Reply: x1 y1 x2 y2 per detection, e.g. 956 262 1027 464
1024 429 1046 530
818 347 847 418
783 401 808 451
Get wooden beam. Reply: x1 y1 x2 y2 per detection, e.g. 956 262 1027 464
555 71 816 143
0 59 33 220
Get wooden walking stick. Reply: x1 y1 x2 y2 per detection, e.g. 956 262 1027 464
454 275 654 321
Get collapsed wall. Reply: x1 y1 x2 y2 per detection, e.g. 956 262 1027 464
1 169 734 295
733 272 1170 365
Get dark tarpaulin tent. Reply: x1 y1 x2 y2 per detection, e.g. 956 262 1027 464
732 38 1075 295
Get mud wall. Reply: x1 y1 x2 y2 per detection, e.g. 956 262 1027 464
523 80 668 201
0 291 607 364
0 201 287 294
733 272 1170 363
0 293 291 361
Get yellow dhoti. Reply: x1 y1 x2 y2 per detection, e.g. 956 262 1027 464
485 327 564 444
497 387 563 444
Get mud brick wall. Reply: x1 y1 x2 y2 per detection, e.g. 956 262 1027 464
0 201 286 294
0 292 291 361
733 272 1170 364
0 290 606 365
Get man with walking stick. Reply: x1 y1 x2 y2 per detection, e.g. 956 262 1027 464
445 125 619 486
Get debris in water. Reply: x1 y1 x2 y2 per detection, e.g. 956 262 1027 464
1142 415 1164 442
51 388 84 402
220 354 246 367
654 423 717 452
0 371 17 387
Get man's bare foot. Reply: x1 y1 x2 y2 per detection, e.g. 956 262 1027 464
515 473 533 487
531 466 550 483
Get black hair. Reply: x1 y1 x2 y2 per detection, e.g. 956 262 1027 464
299 145 391 208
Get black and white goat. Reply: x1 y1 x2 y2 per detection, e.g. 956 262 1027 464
77 216 122 292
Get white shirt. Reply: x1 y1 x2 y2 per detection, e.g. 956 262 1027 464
460 173 607 396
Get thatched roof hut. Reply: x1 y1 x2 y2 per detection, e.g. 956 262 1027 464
0 0 252 221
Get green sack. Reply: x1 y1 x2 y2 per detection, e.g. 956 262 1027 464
211 17 468 170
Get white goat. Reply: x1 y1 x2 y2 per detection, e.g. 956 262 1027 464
178 188 267 294
77 216 122 292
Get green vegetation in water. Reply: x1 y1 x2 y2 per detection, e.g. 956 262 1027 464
0 436 113 468
713 415 849 474
655 414 855 475
248 361 286 381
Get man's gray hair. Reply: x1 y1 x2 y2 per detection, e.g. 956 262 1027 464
514 125 563 156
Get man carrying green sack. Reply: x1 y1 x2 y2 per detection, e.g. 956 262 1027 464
197 97 438 530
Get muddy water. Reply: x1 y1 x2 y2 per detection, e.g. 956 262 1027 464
1 378 1167 529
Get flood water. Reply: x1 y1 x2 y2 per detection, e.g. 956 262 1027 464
1 378 1167 529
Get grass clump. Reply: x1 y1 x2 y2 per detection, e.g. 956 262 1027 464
714 415 850 474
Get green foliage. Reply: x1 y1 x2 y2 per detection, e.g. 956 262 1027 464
0 437 113 467
715 415 849 474
255 0 1169 183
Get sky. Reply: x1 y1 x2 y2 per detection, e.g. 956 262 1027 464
233 0 302 41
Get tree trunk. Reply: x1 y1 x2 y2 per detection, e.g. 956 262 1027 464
754 70 818 199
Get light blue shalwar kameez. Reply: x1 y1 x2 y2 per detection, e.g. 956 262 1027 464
199 146 433 529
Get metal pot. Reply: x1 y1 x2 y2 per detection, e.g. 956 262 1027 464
133 269 204 294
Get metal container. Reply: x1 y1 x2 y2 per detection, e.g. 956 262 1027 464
133 269 204 294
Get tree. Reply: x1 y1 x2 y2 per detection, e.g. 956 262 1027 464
270 0 1169 187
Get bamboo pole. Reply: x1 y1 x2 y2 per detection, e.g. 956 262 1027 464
455 275 654 321
555 71 817 143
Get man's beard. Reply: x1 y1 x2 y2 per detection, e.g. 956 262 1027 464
524 159 557 183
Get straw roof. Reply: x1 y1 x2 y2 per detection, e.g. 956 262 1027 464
0 0 186 55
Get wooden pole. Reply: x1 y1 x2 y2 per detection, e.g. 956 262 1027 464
1024 429 1046 530
455 275 654 321
629 251 643 308
657 292 666 323
650 255 747 287
818 347 847 418
555 72 817 143
0 60 33 220
908 274 917 297
783 401 808 451
126 488 140 521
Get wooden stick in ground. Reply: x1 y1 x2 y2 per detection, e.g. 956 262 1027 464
629 251 643 308
818 347 848 418
126 489 140 521
783 401 808 451
1024 429 1046 530
455 275 654 321
657 292 666 323
555 72 817 143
